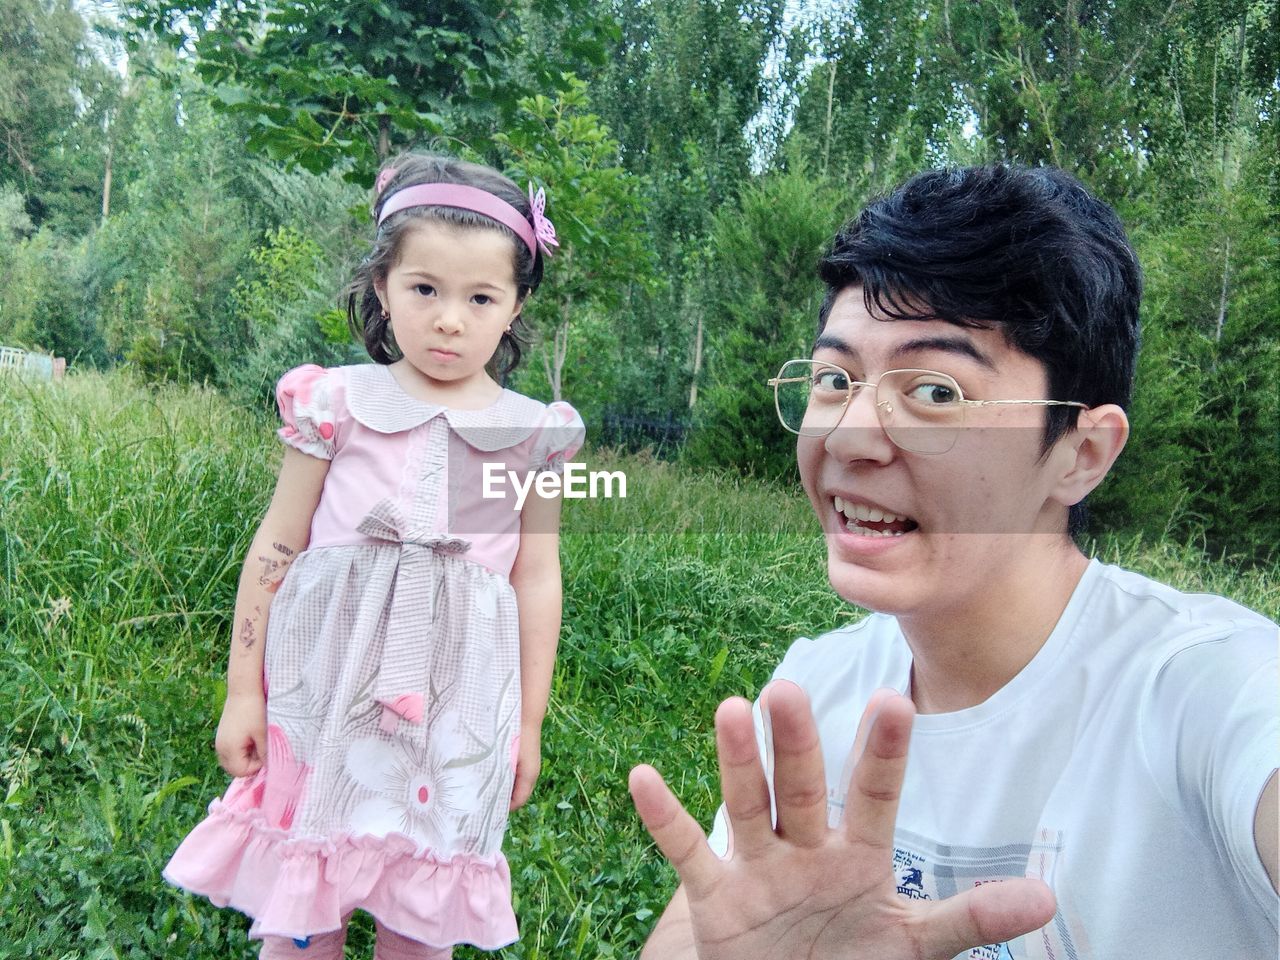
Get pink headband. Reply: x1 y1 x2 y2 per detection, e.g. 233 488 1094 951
375 180 559 258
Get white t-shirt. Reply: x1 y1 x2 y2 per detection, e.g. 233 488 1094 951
708 560 1279 959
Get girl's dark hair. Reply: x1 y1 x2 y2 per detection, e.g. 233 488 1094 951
345 153 545 379
816 164 1142 538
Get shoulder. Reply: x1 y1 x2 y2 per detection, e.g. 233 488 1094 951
275 364 350 459
498 391 584 431
497 388 553 425
773 612 908 704
1094 562 1280 775
535 399 586 448
275 363 356 411
1069 562 1277 733
1085 561 1277 669
499 394 585 469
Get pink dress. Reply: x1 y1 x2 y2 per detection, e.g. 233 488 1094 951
164 363 585 947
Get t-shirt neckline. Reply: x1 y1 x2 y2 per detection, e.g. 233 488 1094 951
904 558 1104 734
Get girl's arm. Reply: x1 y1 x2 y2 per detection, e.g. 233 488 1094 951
215 446 330 778
506 487 565 811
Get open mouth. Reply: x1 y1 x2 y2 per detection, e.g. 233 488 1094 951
833 496 919 537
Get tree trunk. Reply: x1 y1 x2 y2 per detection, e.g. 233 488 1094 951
688 309 703 409
101 136 113 224
1214 235 1230 342
378 115 390 161
549 297 572 401
822 60 837 176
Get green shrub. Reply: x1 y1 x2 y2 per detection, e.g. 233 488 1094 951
681 168 844 478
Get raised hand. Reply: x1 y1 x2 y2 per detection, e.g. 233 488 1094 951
629 681 1056 960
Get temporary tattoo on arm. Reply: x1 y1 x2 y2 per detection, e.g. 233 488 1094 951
256 540 299 591
238 605 264 649
255 555 279 585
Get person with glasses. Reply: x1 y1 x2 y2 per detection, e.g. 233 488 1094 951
629 164 1278 959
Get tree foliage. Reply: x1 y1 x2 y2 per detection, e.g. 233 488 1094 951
2 0 1274 558
682 167 844 478
124 0 612 182
0 0 119 232
495 77 654 412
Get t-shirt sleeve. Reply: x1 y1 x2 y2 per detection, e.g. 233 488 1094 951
275 364 339 460
1141 621 1280 917
531 401 585 475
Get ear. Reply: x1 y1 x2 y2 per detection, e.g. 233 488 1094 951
373 276 389 313
508 291 528 330
1049 404 1129 507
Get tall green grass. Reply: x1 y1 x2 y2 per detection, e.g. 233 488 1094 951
2 370 1275 958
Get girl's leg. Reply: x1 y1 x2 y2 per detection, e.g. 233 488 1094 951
259 921 350 960
372 920 452 960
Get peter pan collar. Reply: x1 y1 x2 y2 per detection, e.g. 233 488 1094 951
344 363 547 451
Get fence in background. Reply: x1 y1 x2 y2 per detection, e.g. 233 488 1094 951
0 346 65 381
597 408 689 457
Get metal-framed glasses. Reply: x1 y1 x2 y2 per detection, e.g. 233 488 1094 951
767 359 1089 455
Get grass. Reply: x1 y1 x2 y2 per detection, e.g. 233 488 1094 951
1 370 1275 958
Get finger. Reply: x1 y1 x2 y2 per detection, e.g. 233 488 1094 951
915 878 1057 959
765 680 829 847
850 688 898 763
509 777 530 811
715 696 774 858
220 753 257 778
841 693 914 849
509 764 537 811
629 764 722 899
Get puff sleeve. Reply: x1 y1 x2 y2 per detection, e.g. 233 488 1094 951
531 401 586 475
275 364 338 460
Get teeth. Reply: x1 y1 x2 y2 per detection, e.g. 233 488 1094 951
835 499 909 525
842 520 907 537
834 496 916 535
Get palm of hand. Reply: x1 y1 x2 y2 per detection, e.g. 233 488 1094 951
687 840 909 959
631 683 1056 960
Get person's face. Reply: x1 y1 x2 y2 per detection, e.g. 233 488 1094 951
375 221 523 392
796 288 1082 617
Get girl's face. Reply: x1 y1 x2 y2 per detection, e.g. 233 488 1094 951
375 220 523 402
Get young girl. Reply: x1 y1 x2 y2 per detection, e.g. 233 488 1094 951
164 153 584 959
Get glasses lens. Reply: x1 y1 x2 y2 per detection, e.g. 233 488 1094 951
877 369 964 454
775 360 849 436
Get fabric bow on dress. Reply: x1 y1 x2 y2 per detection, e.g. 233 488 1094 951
356 499 471 734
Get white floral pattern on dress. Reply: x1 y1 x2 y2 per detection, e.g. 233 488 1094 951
473 577 498 620
345 719 486 854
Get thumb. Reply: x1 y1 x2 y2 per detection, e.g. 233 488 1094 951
914 878 1056 959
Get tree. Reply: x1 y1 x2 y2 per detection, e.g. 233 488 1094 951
90 60 254 381
683 167 844 478
495 77 653 415
0 0 118 232
125 0 610 182
584 0 792 416
783 0 963 192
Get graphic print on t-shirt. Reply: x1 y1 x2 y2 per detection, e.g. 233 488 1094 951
891 827 1082 960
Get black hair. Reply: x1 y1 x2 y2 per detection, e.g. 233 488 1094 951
345 152 546 379
816 164 1142 537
